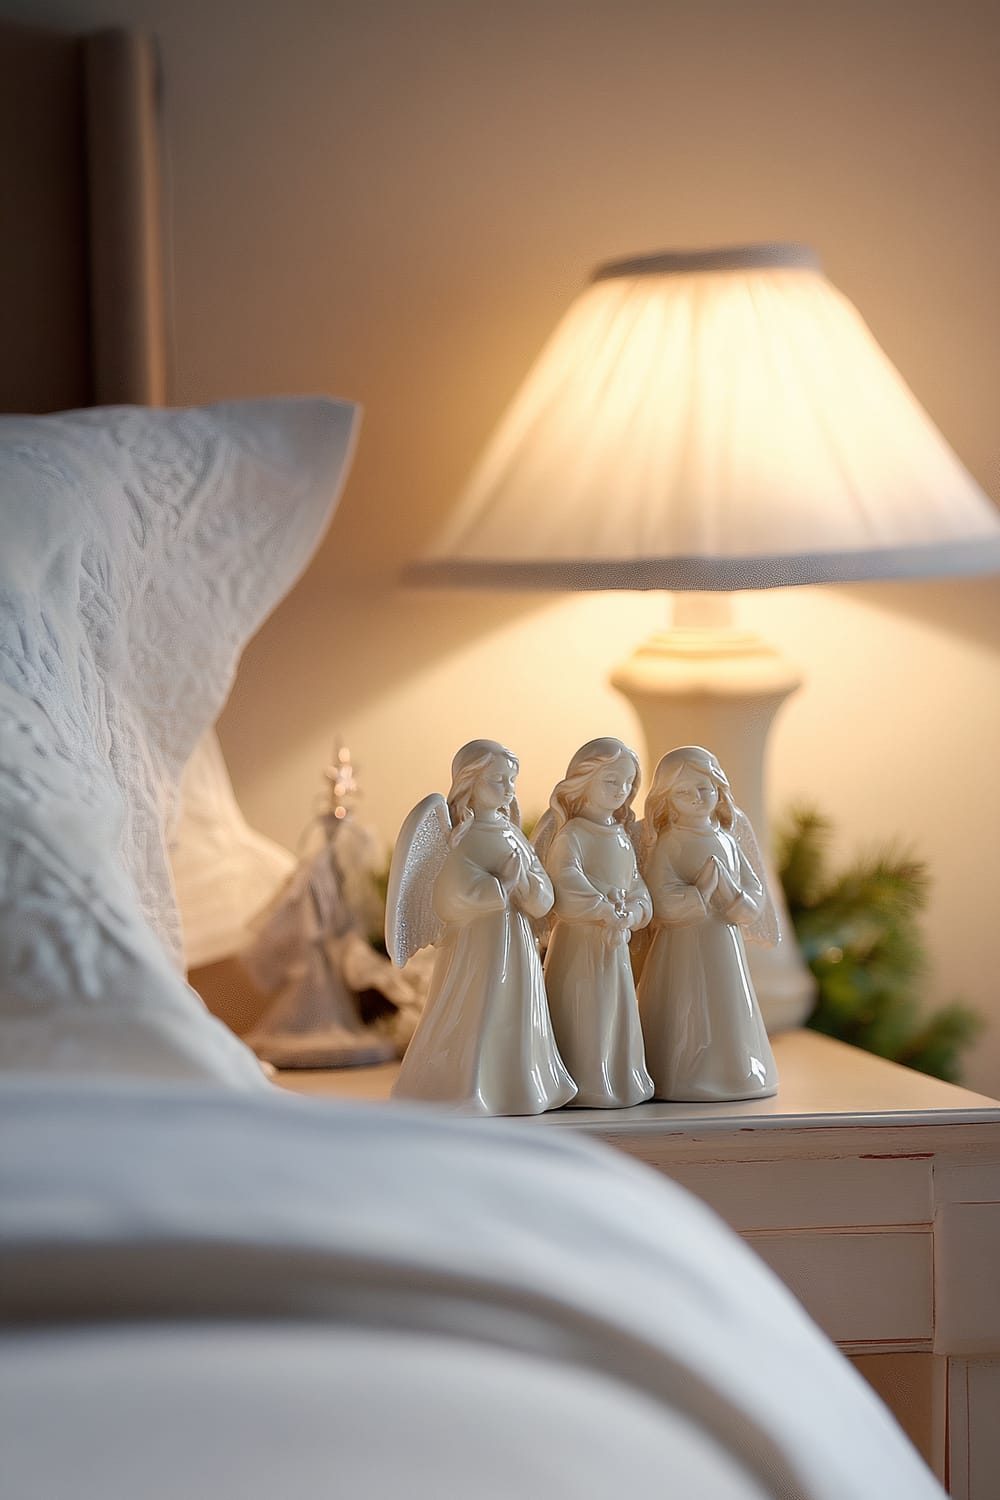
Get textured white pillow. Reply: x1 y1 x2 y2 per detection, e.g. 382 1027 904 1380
0 397 358 1082
171 729 297 970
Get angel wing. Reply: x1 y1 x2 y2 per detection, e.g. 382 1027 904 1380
530 808 557 867
525 808 562 947
385 793 452 967
732 808 780 948
632 816 655 877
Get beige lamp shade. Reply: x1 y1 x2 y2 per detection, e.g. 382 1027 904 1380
413 245 1000 590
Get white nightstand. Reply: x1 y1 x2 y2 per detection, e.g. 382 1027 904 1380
280 1030 1000 1497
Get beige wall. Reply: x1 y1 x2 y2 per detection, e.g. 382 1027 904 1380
8 0 1000 1091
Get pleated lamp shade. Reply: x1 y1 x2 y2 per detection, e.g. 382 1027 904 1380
413 245 1000 590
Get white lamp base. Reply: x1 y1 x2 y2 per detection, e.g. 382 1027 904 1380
611 613 816 1033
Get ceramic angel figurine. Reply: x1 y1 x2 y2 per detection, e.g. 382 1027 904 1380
386 739 576 1115
635 745 779 1102
533 738 654 1109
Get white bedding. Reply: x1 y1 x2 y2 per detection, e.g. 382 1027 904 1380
1 1079 944 1499
0 398 356 1084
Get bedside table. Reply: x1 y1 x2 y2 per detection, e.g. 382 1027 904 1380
279 1030 1000 1497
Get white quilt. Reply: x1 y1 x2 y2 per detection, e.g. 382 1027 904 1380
0 1079 944 1500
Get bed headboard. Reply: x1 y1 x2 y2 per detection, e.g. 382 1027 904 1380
0 19 167 411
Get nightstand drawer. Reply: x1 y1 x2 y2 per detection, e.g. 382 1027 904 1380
746 1227 933 1345
659 1155 933 1232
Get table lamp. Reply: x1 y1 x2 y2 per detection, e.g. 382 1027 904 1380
410 244 1000 1030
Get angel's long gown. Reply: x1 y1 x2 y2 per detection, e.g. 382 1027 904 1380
543 819 654 1108
393 818 577 1115
636 822 777 1102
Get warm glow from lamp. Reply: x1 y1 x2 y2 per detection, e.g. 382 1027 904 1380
410 244 1000 1029
415 245 1000 590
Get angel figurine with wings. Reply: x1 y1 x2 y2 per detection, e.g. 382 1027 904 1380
635 745 779 1102
386 739 577 1115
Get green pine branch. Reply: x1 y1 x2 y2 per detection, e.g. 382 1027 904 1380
773 804 833 915
775 806 982 1083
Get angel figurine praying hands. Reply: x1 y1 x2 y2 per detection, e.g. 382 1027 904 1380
635 745 779 1102
386 739 577 1115
533 738 654 1109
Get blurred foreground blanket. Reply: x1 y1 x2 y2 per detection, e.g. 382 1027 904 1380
0 1079 943 1500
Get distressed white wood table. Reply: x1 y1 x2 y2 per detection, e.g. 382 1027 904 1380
280 1030 1000 1497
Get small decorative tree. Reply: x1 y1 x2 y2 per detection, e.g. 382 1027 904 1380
775 807 982 1083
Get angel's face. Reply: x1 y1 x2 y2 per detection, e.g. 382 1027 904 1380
470 755 517 815
667 768 719 821
585 754 636 816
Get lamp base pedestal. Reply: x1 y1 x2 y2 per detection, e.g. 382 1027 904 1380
611 624 815 1033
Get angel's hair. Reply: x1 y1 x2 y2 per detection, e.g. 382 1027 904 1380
447 739 521 844
542 737 641 849
644 745 736 838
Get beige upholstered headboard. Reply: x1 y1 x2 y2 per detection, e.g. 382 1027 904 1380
0 27 272 1034
0 19 167 411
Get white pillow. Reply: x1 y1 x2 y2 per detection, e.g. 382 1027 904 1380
171 729 297 971
0 397 358 1083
